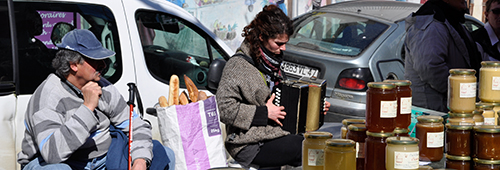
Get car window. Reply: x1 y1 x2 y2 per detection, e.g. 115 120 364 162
463 19 482 32
12 2 122 95
0 0 13 86
136 10 224 89
289 12 388 56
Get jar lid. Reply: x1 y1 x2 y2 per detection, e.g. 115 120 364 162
474 158 500 164
342 119 365 126
446 123 474 130
348 124 367 131
449 68 476 75
367 82 395 89
473 110 484 114
418 166 433 170
325 139 355 147
304 131 333 139
393 128 409 134
417 115 443 123
386 136 419 145
383 79 411 86
481 61 500 67
366 131 393 137
448 112 473 118
476 102 496 110
474 125 500 133
445 154 471 161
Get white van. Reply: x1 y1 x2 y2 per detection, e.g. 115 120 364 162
0 0 233 169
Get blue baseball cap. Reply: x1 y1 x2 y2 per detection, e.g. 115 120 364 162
56 29 115 60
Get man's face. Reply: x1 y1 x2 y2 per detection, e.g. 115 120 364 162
76 57 106 82
487 2 500 30
444 0 468 12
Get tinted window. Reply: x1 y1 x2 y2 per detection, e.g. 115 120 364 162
0 0 13 86
14 2 122 94
136 10 225 88
289 12 388 56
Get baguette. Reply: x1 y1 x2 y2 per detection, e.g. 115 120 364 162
179 91 190 105
198 91 208 101
168 74 180 106
159 96 169 107
184 75 199 102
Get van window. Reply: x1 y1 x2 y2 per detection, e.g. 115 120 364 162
13 2 122 94
136 10 225 89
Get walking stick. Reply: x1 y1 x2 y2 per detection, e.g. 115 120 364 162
127 83 136 170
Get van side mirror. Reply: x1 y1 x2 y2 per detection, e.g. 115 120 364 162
207 58 226 92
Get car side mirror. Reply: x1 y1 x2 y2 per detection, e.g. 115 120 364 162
207 58 226 92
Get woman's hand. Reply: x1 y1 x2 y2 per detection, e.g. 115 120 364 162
323 100 331 115
266 93 286 126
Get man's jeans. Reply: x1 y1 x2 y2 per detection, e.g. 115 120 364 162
22 146 175 170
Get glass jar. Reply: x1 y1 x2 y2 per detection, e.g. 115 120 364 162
341 119 365 139
477 103 496 125
416 115 444 162
474 125 500 160
347 124 367 170
386 136 420 170
384 79 413 129
474 110 485 126
302 131 332 170
479 61 500 103
445 123 473 156
324 139 356 170
365 131 393 170
447 112 475 125
474 158 500 170
445 154 471 170
448 69 477 113
393 128 410 137
366 82 397 133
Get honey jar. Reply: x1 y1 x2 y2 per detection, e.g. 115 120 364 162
302 131 332 170
385 136 420 170
477 103 496 125
474 158 500 170
324 139 356 170
445 123 473 156
365 131 393 170
447 112 475 125
479 61 500 103
384 79 413 129
416 115 444 162
340 119 365 139
448 69 477 113
366 82 397 133
474 110 485 125
347 124 367 170
474 125 500 160
445 154 471 170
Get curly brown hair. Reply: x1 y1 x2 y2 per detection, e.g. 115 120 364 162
242 5 293 63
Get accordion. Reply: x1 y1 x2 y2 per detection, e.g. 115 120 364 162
272 77 327 134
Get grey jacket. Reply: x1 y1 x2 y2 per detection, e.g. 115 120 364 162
216 42 289 158
404 14 476 112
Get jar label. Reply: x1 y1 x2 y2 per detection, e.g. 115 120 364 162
393 151 419 169
356 142 365 158
492 77 500 90
380 100 397 118
459 82 476 98
485 118 495 125
307 149 324 166
400 97 412 114
475 122 484 126
426 131 444 148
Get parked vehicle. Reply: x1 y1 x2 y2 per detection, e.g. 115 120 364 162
281 1 483 121
0 0 233 169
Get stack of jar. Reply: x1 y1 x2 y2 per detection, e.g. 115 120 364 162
479 61 500 126
364 81 416 170
302 131 359 170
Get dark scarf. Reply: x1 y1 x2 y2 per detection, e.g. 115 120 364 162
257 44 285 87
414 0 482 73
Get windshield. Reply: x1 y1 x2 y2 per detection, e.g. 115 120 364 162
288 12 389 56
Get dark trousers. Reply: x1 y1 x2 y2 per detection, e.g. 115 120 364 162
252 134 304 167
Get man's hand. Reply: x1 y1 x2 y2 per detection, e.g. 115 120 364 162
132 158 148 170
323 101 331 115
81 81 102 111
266 93 286 126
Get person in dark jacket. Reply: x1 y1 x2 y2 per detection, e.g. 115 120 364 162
472 0 500 61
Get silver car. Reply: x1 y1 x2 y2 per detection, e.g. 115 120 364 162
282 1 483 121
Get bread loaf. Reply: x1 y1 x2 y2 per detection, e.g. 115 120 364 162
184 75 199 102
179 91 190 105
159 96 168 107
198 91 208 101
168 74 180 106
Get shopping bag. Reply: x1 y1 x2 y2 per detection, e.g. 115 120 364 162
156 96 227 170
